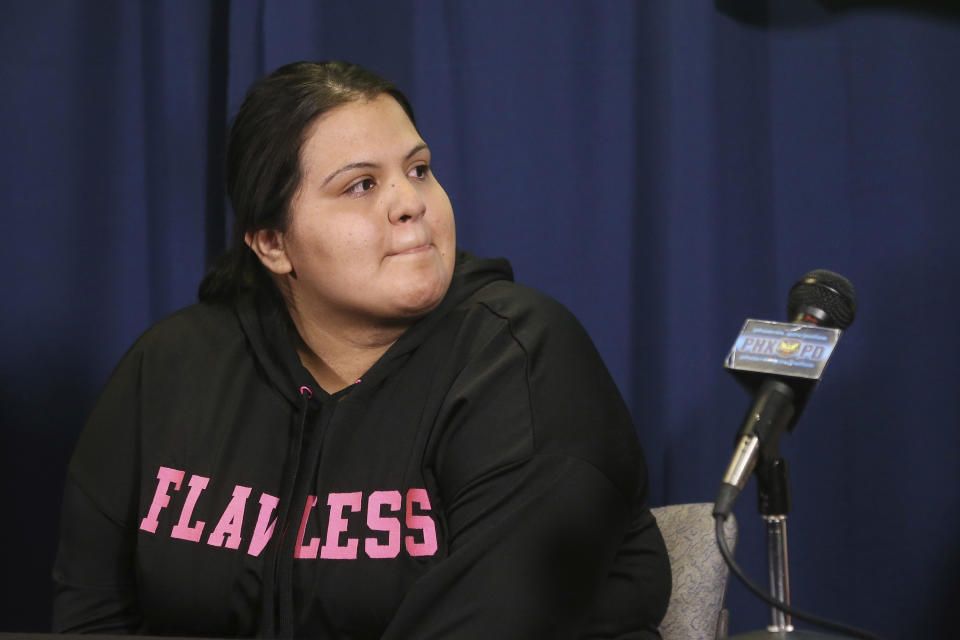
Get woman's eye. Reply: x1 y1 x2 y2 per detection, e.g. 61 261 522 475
409 164 429 179
346 178 375 196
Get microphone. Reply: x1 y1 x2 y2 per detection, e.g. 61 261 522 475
713 270 857 519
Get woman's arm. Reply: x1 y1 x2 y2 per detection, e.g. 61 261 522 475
52 349 144 634
52 477 142 634
383 294 670 639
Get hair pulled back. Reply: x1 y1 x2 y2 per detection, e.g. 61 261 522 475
198 61 416 303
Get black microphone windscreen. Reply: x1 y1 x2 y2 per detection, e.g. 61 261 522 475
787 269 857 330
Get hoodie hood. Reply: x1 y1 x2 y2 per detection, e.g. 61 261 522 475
235 249 513 406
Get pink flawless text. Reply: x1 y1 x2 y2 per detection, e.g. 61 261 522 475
139 466 438 559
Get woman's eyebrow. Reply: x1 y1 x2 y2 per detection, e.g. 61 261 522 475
320 143 430 188
321 161 377 188
405 142 429 160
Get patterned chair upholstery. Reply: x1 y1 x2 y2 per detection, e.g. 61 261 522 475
652 503 738 640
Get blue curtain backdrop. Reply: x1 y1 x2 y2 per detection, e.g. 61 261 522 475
2 1 957 637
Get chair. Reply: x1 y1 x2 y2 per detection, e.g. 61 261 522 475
651 503 738 640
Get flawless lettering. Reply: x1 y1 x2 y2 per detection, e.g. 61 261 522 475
139 465 438 559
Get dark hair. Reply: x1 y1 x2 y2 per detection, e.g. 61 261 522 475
198 61 417 303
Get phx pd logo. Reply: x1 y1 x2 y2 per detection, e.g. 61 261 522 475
736 332 831 362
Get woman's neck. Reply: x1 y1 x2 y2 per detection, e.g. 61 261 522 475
288 307 407 394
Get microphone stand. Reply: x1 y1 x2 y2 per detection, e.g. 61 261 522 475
760 457 793 633
729 455 851 639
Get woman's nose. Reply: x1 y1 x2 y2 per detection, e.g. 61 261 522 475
386 178 427 224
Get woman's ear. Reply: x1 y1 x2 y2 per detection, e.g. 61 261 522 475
245 229 293 275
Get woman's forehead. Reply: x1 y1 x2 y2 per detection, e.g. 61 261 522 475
301 95 422 165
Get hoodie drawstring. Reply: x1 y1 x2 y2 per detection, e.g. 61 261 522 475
259 386 312 638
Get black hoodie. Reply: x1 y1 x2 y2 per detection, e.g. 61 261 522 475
53 251 671 639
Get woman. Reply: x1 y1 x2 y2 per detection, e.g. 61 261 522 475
53 61 670 639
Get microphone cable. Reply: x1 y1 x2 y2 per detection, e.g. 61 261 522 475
714 514 884 640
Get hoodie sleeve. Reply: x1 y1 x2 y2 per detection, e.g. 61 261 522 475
52 348 144 634
382 294 670 640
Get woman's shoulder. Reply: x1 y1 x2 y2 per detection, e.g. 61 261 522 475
121 302 246 369
135 301 239 344
460 279 593 352
460 277 578 324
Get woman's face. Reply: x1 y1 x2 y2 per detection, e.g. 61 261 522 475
259 95 456 331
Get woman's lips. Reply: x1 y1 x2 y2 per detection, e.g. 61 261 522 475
389 243 432 256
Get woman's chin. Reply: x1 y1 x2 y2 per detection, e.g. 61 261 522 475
389 279 449 320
